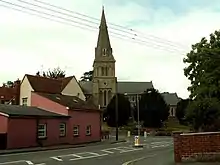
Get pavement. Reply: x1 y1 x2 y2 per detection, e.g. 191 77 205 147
0 136 174 165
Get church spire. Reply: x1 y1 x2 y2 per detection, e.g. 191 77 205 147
96 7 111 49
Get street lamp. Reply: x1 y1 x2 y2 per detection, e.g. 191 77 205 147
136 94 140 137
124 93 140 136
115 80 118 141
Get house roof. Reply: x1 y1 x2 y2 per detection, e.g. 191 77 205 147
0 104 69 117
37 93 99 111
161 92 180 105
0 87 17 100
79 81 154 94
25 74 73 94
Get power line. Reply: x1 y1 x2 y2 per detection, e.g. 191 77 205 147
32 0 187 49
0 0 186 54
23 0 187 50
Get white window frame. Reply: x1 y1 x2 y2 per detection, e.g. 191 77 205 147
59 123 66 137
38 124 47 139
22 97 27 106
86 125 91 136
73 125 79 136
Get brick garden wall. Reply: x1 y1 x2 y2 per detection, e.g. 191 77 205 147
173 131 220 163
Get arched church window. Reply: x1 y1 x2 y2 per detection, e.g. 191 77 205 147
104 90 107 106
102 48 107 56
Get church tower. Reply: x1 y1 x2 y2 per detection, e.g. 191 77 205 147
92 8 117 108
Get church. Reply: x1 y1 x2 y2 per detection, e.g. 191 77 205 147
79 8 179 116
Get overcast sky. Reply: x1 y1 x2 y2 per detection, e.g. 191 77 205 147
1 0 220 99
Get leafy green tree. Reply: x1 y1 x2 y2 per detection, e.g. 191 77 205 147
2 81 14 88
80 70 93 81
176 99 190 124
139 88 169 128
105 94 131 127
44 67 65 79
183 30 220 131
184 30 220 99
186 98 220 132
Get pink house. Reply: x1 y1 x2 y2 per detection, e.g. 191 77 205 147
0 104 70 149
31 92 102 145
0 74 101 150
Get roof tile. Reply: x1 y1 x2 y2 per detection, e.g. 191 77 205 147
26 74 73 94
0 104 68 117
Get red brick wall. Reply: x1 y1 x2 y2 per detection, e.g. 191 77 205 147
7 118 69 149
68 110 101 144
173 131 220 162
0 114 8 133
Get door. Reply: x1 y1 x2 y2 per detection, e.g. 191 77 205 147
0 133 7 149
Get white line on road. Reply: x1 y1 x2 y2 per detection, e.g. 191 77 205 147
0 160 26 165
70 155 104 161
101 149 114 154
50 156 63 161
26 161 34 165
122 154 157 165
71 154 82 158
120 148 143 153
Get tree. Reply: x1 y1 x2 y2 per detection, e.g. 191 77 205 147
183 30 220 131
44 67 65 79
176 99 190 124
139 88 169 128
105 94 131 127
2 81 14 88
80 70 93 81
184 30 220 99
36 67 65 79
186 98 220 132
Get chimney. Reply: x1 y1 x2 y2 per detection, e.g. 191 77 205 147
14 79 20 105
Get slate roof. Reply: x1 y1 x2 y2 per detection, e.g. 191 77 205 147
37 93 99 111
0 104 69 117
25 74 73 94
79 81 154 94
161 92 180 105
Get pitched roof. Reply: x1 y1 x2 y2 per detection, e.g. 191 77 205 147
37 93 99 111
79 81 154 94
117 81 154 94
161 92 180 105
0 104 68 117
25 74 73 94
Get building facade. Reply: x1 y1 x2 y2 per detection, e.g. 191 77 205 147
80 9 154 109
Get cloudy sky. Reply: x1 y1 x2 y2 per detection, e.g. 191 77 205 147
0 0 220 99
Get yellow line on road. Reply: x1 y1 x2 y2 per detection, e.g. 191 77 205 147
122 154 156 165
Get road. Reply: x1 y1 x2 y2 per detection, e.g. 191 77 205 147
0 137 174 165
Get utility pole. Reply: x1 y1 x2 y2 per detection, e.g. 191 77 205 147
137 94 140 136
115 79 118 141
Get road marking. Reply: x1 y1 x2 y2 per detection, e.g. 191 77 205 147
51 156 63 161
70 154 105 161
122 154 156 165
0 160 26 165
71 154 82 158
120 148 143 153
101 149 114 154
26 161 34 165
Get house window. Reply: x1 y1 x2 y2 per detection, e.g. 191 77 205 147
73 125 79 136
59 123 66 137
22 98 27 106
38 124 47 139
86 125 91 136
102 48 107 56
